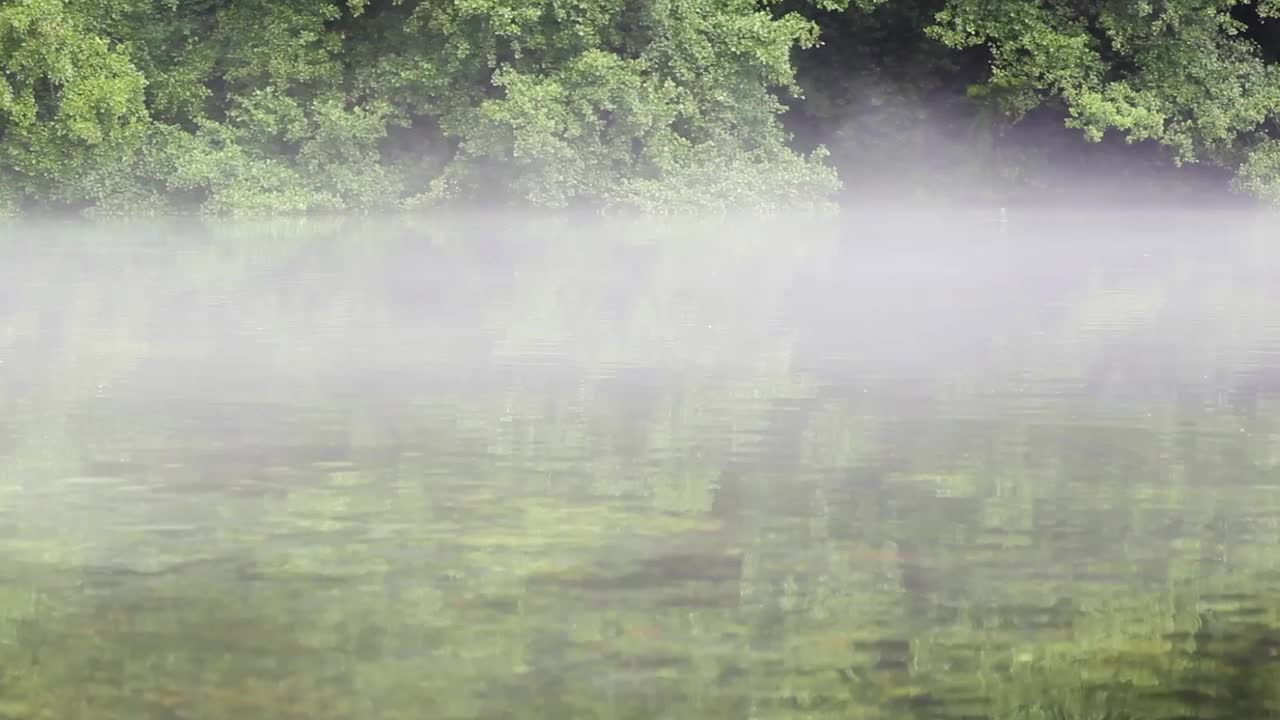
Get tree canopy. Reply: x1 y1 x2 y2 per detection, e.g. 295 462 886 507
2 0 1280 214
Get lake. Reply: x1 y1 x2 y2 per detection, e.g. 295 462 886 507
0 211 1278 720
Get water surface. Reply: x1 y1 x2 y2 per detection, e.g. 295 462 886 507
1 212 1279 720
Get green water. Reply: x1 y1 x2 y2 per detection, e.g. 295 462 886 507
1 213 1279 720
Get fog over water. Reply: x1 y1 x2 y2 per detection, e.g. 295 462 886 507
1 211 1278 719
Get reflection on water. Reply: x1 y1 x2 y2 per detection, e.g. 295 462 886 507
1 211 1279 719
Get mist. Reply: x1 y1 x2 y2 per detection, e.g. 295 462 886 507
4 0 1280 716
1 212 1279 718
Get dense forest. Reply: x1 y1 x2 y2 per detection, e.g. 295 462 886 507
3 0 1280 214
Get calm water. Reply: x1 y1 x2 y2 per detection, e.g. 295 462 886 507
1 212 1279 720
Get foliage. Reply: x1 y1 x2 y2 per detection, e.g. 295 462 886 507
6 0 1280 213
1234 138 1280 203
924 0 1280 166
780 0 1280 205
0 0 834 214
0 0 149 205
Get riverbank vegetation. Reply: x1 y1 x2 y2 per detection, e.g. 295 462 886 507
4 0 1280 214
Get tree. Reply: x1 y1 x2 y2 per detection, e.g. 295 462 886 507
7 0 1280 215
0 0 149 211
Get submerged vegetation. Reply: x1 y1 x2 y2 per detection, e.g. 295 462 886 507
1 216 1280 718
4 0 1280 214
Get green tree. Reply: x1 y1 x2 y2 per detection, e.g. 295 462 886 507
0 0 149 210
9 0 1280 214
2 0 840 214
